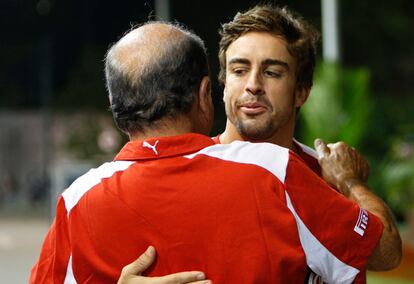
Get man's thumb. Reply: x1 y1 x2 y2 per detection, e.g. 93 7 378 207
314 138 329 159
122 246 156 276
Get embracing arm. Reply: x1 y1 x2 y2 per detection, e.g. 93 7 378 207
314 139 402 271
117 246 211 284
345 181 402 270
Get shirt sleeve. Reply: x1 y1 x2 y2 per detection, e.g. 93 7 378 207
284 154 382 284
30 195 72 284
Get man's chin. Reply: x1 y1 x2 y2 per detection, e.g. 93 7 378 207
237 124 274 142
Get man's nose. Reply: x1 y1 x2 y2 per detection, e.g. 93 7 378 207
245 71 264 96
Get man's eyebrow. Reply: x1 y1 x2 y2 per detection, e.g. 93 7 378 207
228 58 250 65
228 57 290 70
262 59 289 70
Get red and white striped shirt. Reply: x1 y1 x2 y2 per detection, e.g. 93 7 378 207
31 133 381 283
212 135 369 283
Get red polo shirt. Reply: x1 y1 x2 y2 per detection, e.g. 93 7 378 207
31 133 381 283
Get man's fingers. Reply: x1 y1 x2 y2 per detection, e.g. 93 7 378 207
185 280 212 284
314 138 330 159
122 246 156 276
157 271 209 284
118 248 212 284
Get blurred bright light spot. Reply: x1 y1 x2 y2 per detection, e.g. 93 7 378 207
98 128 121 154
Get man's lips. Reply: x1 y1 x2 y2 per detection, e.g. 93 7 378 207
239 102 268 115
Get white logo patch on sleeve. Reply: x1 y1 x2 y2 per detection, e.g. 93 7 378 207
354 209 369 236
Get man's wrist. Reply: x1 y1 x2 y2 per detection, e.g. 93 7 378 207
338 178 366 198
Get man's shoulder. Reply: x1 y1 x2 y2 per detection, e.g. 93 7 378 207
61 161 135 213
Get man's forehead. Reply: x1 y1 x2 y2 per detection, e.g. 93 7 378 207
225 32 295 67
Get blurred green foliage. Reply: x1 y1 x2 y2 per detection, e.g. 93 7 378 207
377 126 414 214
300 61 371 148
299 61 414 218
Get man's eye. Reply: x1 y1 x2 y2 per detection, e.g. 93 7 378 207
232 68 247 75
264 70 282 78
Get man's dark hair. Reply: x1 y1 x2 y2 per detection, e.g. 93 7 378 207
105 22 209 134
218 5 320 90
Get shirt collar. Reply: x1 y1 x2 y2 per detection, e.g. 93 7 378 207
114 133 215 161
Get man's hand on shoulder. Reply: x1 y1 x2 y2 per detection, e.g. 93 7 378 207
117 246 212 284
314 138 369 196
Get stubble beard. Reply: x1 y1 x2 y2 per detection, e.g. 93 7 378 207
235 116 276 142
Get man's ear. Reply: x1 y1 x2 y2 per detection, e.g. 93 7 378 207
222 83 228 102
193 76 214 135
295 86 310 108
198 76 212 114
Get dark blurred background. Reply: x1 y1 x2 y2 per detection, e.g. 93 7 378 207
0 0 413 282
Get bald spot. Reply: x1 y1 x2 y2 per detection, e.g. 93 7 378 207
108 23 186 83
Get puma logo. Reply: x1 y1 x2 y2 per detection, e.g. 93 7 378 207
142 140 159 155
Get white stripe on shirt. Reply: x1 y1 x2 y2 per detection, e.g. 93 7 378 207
63 255 77 284
285 191 359 284
62 161 135 214
185 140 289 183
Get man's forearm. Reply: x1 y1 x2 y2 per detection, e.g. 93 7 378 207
346 181 402 271
314 139 402 271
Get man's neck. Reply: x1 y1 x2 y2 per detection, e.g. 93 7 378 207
220 120 295 151
129 117 195 142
